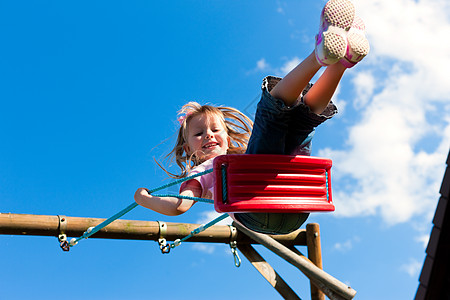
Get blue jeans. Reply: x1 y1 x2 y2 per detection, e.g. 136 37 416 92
233 76 337 234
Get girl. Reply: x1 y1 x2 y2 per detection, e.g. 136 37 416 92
135 0 369 234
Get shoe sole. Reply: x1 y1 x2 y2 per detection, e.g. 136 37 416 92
317 0 355 63
322 31 347 59
323 0 355 30
347 31 370 58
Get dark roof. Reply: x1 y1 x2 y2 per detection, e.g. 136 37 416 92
415 148 450 300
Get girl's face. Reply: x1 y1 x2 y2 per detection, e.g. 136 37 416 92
184 113 230 163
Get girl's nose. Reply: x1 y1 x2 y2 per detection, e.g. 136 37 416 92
205 130 214 139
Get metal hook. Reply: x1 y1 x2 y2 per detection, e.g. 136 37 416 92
229 241 241 268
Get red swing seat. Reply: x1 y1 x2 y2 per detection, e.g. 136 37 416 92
213 154 334 214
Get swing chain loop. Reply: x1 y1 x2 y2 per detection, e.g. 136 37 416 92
60 241 70 251
158 238 171 254
229 241 241 268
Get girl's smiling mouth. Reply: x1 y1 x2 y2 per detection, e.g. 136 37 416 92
203 142 219 149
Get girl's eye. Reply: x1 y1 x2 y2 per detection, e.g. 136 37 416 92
194 132 203 136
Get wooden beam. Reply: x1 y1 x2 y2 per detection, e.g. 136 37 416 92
238 244 301 300
232 221 356 300
0 213 307 245
306 223 325 300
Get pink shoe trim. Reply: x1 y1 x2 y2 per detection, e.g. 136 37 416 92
339 58 357 68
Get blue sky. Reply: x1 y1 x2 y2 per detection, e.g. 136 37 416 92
1 1 450 299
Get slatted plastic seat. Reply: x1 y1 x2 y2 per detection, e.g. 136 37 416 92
213 154 334 214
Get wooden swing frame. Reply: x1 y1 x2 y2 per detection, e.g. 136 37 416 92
0 212 355 299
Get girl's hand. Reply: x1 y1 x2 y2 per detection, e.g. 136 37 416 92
133 180 203 216
134 188 150 205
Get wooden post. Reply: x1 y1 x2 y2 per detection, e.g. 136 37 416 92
287 245 325 300
237 244 301 300
307 223 325 300
232 222 356 300
0 213 307 246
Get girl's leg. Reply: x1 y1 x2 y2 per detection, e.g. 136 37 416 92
269 50 346 115
269 51 322 107
303 62 346 114
284 63 343 155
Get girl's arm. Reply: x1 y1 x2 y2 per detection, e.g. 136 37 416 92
134 180 203 216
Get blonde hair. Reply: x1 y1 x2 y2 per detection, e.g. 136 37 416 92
160 101 253 178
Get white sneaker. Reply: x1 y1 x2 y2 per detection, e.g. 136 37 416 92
315 0 355 66
340 15 370 68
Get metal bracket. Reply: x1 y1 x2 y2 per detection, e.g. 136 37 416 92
157 221 170 254
57 215 70 251
229 224 238 242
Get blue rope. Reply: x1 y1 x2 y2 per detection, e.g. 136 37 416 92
147 169 213 194
221 164 228 204
152 194 214 204
69 168 214 247
70 202 139 246
171 213 229 248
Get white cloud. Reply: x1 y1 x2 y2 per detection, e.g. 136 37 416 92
279 57 301 76
333 236 360 252
251 57 299 77
256 58 270 72
196 210 232 226
190 211 231 254
247 58 271 75
352 71 375 109
400 258 422 277
251 0 450 227
192 243 216 254
416 234 430 249
330 82 347 115
276 0 286 14
319 0 450 225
